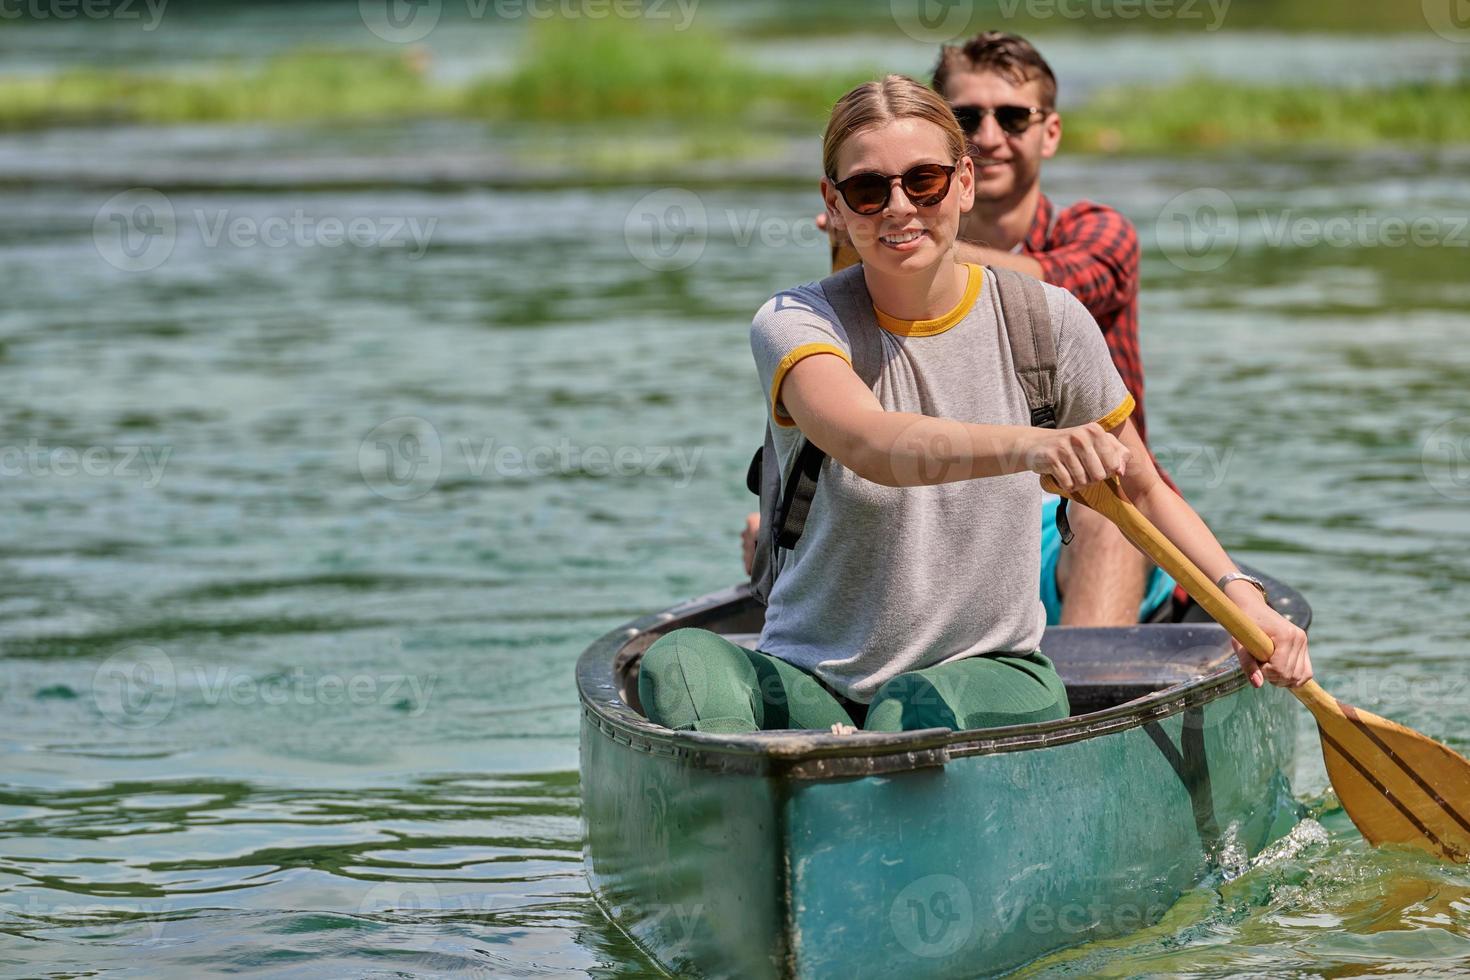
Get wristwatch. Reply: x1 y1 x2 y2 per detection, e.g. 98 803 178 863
1216 571 1268 602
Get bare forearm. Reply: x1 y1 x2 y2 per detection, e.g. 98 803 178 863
954 240 1045 279
850 412 1036 487
1131 482 1266 609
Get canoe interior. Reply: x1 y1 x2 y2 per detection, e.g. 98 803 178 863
610 587 1275 724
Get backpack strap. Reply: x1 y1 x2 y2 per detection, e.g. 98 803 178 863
990 266 1059 429
990 265 1073 543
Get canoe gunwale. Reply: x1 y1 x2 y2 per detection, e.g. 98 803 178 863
578 575 1311 781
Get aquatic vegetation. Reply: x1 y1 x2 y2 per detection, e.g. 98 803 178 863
1066 76 1470 153
464 18 870 124
0 17 1463 157
0 48 449 129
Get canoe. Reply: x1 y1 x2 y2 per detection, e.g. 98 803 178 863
578 572 1312 978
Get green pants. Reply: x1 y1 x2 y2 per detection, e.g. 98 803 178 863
637 628 1070 734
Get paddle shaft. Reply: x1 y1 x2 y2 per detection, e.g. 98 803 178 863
1042 476 1336 715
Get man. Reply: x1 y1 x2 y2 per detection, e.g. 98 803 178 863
746 31 1175 628
932 31 1176 627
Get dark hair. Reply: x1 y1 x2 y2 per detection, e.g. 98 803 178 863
930 31 1057 109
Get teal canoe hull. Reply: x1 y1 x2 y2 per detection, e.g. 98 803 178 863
579 579 1309 978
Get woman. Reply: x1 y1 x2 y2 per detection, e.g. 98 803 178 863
639 75 1311 735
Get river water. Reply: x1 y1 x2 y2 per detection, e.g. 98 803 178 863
3 11 1470 979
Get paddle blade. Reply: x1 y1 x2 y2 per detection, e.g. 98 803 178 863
1311 694 1470 862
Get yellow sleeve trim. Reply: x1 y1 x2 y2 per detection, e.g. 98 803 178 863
873 264 983 337
1095 393 1135 432
770 343 851 427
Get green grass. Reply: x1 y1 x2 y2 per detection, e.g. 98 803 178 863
0 49 449 129
1066 77 1470 153
466 19 869 124
0 17 1464 160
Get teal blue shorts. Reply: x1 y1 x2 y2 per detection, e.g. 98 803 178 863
1040 495 1176 625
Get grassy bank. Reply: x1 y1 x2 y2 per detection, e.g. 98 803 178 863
1066 78 1470 152
0 19 1466 155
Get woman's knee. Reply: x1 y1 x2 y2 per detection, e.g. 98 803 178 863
864 673 958 733
637 629 760 733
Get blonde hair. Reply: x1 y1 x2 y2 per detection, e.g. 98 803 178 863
822 74 966 180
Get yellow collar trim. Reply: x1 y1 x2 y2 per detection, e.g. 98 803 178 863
872 264 983 337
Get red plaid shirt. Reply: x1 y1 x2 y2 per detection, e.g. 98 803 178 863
1023 194 1174 489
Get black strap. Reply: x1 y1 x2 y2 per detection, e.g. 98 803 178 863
774 439 826 549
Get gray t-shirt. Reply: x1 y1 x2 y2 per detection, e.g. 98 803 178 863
750 264 1133 703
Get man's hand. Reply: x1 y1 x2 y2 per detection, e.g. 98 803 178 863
815 211 851 249
1025 423 1130 492
1229 589 1313 689
741 512 759 575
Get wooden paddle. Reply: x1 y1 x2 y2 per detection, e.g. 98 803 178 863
1044 475 1470 863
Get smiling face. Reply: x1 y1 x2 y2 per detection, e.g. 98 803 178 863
941 70 1060 205
820 116 975 278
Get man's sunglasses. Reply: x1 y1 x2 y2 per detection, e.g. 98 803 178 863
830 163 957 216
951 104 1046 137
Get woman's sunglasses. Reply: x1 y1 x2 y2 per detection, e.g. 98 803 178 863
951 104 1046 137
830 163 957 216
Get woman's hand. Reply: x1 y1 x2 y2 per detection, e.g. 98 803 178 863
1230 591 1313 689
1026 423 1131 492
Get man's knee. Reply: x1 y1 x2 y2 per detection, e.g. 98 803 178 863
1057 504 1148 589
